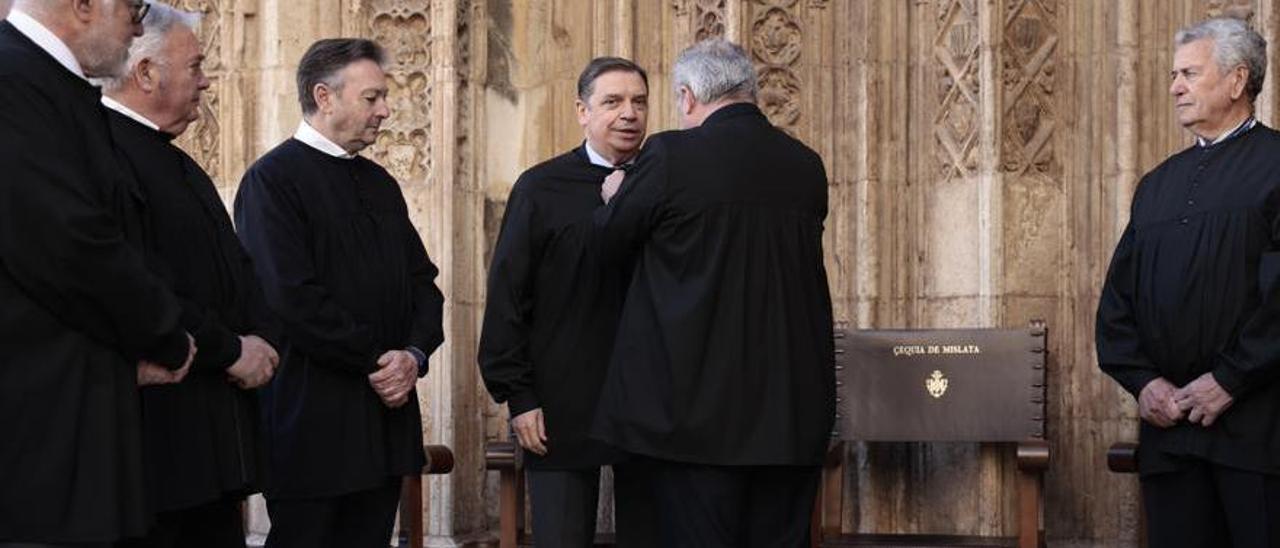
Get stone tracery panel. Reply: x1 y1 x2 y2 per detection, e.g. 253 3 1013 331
1001 0 1058 177
750 0 802 135
933 0 982 181
170 0 224 185
365 0 433 186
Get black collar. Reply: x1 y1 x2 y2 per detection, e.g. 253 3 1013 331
701 102 766 127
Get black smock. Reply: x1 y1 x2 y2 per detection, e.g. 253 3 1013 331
234 138 444 499
590 103 835 466
479 145 625 469
0 22 190 542
1097 122 1280 475
107 109 272 514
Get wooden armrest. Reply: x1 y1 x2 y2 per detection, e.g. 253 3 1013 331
424 444 455 475
1016 439 1050 472
1107 442 1138 473
486 440 519 470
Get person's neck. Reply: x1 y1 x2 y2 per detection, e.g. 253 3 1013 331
1191 106 1253 143
688 98 751 128
586 140 634 166
303 116 357 155
107 90 163 127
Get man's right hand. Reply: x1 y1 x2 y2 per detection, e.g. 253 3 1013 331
227 335 279 389
1138 377 1185 428
511 407 548 456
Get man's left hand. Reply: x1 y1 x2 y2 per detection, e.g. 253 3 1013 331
1174 372 1234 427
368 350 418 408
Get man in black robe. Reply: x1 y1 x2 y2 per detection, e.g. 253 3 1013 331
0 1 197 546
102 5 278 547
234 38 445 548
592 39 834 548
1097 18 1280 547
479 57 655 547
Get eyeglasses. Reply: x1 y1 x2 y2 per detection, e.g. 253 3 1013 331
128 0 150 24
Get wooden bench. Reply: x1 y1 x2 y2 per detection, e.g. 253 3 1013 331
813 323 1050 548
397 444 457 548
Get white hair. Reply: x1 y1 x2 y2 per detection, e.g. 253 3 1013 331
101 2 201 91
1175 17 1267 100
672 38 758 104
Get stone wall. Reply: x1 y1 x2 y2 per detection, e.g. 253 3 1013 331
14 0 1280 545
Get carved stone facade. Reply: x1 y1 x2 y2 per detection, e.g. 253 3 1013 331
9 0 1280 545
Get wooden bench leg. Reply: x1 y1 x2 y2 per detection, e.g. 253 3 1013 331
1016 440 1049 548
406 474 424 548
812 442 844 548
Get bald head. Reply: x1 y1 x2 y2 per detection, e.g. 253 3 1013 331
13 0 144 78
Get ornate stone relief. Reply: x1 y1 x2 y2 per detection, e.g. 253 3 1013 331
366 0 433 185
675 0 727 41
170 0 224 184
933 0 981 181
750 0 802 135
1001 0 1057 177
1206 0 1255 20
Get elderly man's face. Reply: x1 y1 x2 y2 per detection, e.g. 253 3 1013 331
151 26 209 136
576 70 648 164
80 0 144 78
322 59 390 153
1170 38 1248 137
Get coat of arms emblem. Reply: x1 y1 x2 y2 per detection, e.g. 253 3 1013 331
925 370 948 398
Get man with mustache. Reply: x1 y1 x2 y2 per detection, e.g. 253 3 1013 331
101 4 278 547
480 56 655 547
0 0 197 546
234 38 445 548
1097 17 1280 547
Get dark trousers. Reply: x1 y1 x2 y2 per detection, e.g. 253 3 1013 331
646 459 819 548
264 479 402 548
1142 459 1280 548
527 468 600 548
527 462 659 548
114 497 245 548
0 544 109 548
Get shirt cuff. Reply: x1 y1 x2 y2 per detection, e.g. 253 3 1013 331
406 345 429 377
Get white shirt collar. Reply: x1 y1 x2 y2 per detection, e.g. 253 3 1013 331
584 141 633 169
294 120 354 159
6 9 89 83
1197 116 1257 147
101 96 160 131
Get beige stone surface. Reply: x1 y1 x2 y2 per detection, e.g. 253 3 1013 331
92 0 1280 545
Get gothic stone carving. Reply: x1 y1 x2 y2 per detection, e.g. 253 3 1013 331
366 0 433 185
751 0 802 135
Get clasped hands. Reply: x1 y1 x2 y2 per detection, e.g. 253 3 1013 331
138 334 281 389
1139 374 1234 428
368 349 418 408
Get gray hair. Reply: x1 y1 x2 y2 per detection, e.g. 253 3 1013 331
1175 17 1267 100
101 3 202 92
672 38 758 104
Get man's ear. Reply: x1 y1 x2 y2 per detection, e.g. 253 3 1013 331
133 57 157 92
1230 66 1250 101
575 98 589 126
678 86 695 116
70 0 96 23
313 83 332 114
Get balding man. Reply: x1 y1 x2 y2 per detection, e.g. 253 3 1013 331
0 1 196 546
102 4 277 548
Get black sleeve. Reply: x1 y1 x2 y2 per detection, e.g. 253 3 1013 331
403 213 445 377
1209 197 1280 398
233 164 381 376
592 136 668 266
0 76 188 367
179 295 242 372
1096 221 1161 398
478 185 541 415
